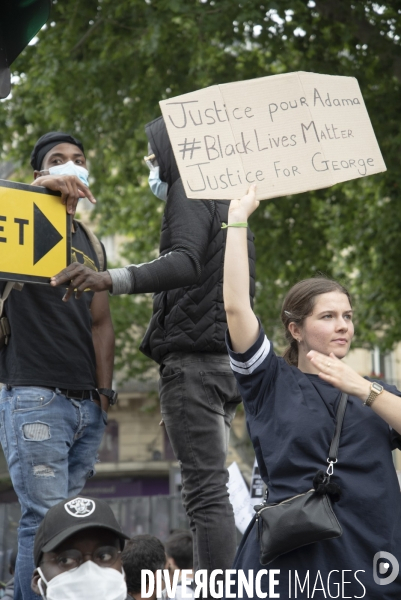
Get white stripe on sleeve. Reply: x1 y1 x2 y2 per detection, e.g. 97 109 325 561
229 336 271 375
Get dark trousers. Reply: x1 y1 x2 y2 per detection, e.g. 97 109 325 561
159 352 241 578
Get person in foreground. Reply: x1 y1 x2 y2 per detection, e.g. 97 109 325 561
223 185 401 598
0 132 114 600
31 495 128 600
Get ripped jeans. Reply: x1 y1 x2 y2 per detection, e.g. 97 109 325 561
0 386 107 600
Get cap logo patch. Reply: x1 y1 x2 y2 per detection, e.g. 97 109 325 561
64 497 96 518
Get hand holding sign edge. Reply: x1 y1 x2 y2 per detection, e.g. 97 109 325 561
32 174 96 215
50 263 112 301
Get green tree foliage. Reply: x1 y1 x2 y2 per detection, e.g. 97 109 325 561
1 0 400 377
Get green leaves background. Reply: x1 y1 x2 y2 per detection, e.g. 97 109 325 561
1 0 401 378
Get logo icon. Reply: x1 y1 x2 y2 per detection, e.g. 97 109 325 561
64 497 96 518
373 551 399 586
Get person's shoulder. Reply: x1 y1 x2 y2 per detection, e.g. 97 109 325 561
73 221 92 247
167 179 215 218
73 221 105 271
226 321 277 378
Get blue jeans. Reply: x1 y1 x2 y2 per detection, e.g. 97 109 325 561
159 353 241 580
0 386 107 600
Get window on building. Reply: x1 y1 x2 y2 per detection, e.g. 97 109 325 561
371 346 397 387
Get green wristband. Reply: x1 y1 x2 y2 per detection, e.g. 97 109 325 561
221 222 248 229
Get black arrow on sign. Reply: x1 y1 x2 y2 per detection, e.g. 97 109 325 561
33 203 63 265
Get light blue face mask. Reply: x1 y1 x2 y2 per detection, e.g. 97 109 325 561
148 165 168 202
46 160 89 187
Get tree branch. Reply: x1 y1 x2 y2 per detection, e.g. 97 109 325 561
71 17 104 54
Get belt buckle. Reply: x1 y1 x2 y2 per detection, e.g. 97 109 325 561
66 390 85 401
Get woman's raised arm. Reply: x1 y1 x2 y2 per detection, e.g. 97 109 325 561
223 185 260 353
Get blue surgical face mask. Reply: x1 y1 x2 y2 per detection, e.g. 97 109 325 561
46 160 89 187
148 165 168 202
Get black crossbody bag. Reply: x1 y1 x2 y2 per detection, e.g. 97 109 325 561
254 392 348 565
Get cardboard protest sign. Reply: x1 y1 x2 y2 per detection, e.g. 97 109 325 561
0 180 70 283
160 72 386 200
227 461 254 534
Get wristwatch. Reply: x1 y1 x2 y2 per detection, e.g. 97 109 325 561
363 381 384 407
97 388 118 405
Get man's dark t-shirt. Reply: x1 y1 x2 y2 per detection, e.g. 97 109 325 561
0 223 106 389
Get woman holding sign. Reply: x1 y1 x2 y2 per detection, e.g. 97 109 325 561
223 185 401 598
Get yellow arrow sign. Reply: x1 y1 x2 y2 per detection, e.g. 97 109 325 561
0 179 71 283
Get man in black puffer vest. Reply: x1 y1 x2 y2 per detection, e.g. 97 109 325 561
51 116 256 582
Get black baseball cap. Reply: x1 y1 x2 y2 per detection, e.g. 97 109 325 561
30 131 85 171
34 496 129 567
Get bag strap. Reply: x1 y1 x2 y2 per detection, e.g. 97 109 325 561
74 220 105 272
326 392 348 474
0 282 18 316
259 391 348 506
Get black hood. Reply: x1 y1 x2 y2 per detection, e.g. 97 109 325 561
145 116 180 190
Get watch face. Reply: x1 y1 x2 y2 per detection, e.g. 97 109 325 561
372 382 383 393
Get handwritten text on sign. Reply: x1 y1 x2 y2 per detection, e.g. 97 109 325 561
160 72 386 200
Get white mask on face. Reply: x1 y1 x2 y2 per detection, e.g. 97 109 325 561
47 160 89 187
37 561 127 600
